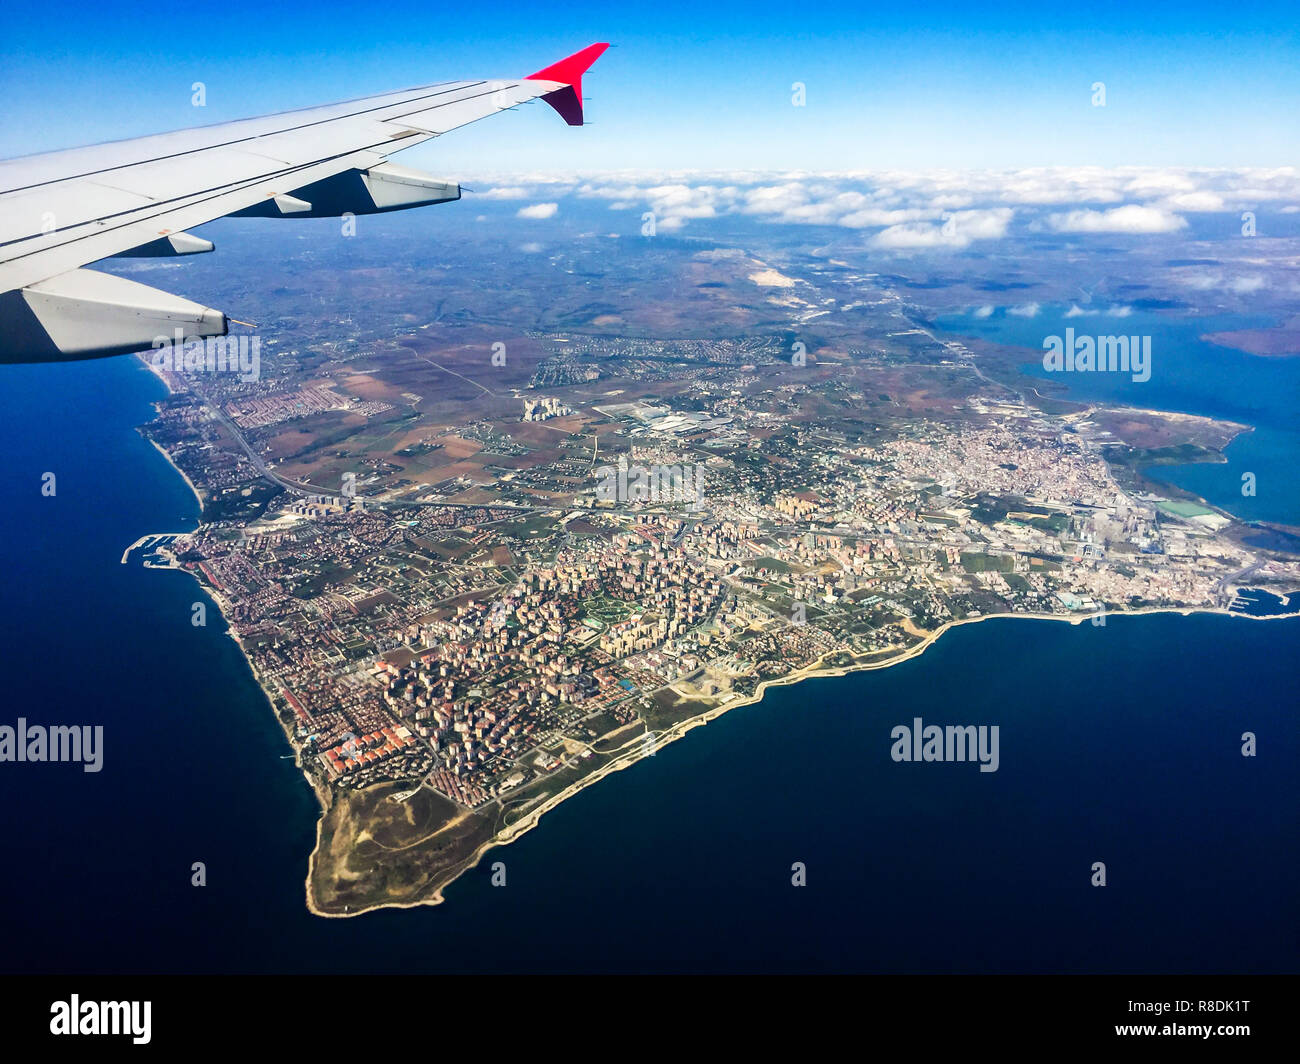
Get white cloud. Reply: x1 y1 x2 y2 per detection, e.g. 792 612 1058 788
631 183 726 231
1008 303 1040 317
451 168 1297 247
1063 304 1130 317
973 305 995 318
871 208 1013 249
1176 272 1222 291
1125 172 1196 196
1162 191 1225 212
1047 205 1187 234
838 208 933 229
1173 270 1267 295
997 169 1124 205
740 183 805 211
517 202 559 219
869 225 953 249
956 208 1016 239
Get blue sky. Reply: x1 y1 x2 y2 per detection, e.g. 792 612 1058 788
1 0 1296 171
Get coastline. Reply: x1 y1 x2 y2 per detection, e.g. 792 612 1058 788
129 383 1300 919
145 436 204 514
136 356 204 515
301 599 1300 919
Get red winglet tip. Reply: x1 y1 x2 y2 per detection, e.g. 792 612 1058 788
526 42 610 85
526 43 609 126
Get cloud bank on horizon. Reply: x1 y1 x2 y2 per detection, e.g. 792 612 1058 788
468 166 1299 250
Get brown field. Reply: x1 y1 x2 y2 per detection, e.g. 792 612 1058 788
309 782 499 915
1203 316 1300 358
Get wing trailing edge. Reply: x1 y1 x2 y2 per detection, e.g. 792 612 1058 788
0 268 226 364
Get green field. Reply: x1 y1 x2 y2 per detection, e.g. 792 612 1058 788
960 552 1015 573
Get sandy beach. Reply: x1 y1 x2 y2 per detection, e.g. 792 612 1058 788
145 437 204 513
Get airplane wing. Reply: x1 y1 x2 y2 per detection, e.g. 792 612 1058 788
0 42 608 363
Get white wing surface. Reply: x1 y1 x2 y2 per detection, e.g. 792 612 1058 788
0 42 608 361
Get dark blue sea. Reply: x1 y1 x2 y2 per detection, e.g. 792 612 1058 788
0 356 1296 973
